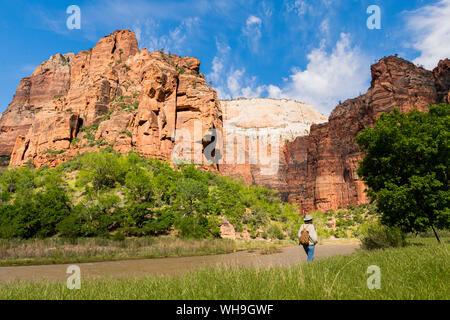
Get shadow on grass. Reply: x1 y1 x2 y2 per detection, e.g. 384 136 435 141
406 237 449 247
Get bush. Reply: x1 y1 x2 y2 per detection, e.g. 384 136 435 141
266 224 285 240
359 221 406 250
175 216 211 239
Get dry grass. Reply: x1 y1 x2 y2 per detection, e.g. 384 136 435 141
259 245 283 255
0 236 290 266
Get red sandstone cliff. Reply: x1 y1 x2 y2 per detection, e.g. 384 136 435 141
0 53 74 158
2 30 222 167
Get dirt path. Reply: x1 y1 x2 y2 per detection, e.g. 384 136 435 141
0 242 359 282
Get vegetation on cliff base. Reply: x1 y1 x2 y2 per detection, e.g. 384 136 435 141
356 104 450 243
0 149 301 240
0 236 288 266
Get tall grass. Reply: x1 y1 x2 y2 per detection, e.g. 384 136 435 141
0 236 288 266
1 239 448 300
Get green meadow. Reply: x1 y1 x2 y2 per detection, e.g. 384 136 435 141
1 238 448 300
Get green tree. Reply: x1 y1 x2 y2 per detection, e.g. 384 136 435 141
173 178 215 238
76 150 127 191
356 104 449 243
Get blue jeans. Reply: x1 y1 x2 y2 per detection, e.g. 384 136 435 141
302 244 315 262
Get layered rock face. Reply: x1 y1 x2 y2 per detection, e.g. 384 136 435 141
285 56 450 213
3 30 222 167
217 57 449 213
0 53 74 158
219 98 327 194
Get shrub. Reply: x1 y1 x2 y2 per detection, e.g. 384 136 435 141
266 224 285 240
112 232 125 241
76 150 128 191
119 130 132 137
359 221 406 250
175 216 211 239
44 149 66 155
71 138 80 146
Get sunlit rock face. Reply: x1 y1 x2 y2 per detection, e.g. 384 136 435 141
219 57 449 214
219 98 327 197
3 29 222 168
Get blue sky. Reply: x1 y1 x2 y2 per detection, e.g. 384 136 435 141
0 0 449 115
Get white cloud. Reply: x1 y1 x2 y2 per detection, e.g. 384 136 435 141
261 1 273 18
242 15 262 52
267 33 370 116
227 69 245 97
405 0 450 70
215 67 266 100
319 18 330 35
209 33 370 115
246 15 262 25
207 39 231 98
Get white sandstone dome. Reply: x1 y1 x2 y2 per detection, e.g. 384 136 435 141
221 98 327 141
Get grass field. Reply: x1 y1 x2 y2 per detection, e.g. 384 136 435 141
0 236 291 266
0 238 447 300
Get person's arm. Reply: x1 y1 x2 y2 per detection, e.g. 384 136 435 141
309 225 318 244
298 225 303 243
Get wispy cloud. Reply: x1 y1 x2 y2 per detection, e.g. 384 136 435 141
242 15 262 52
133 17 200 53
25 5 70 36
405 0 450 69
207 38 266 99
285 0 308 17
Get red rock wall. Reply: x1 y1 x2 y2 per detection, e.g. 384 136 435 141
3 30 222 168
0 53 74 157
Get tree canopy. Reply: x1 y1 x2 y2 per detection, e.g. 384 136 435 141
356 104 449 242
0 149 301 240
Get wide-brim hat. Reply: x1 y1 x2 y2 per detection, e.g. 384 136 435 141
304 214 313 222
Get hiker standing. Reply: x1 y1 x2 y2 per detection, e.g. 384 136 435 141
298 214 318 262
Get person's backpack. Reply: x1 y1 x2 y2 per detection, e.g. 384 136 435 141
299 224 310 245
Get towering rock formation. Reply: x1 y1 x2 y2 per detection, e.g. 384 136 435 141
218 58 449 212
3 30 222 167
